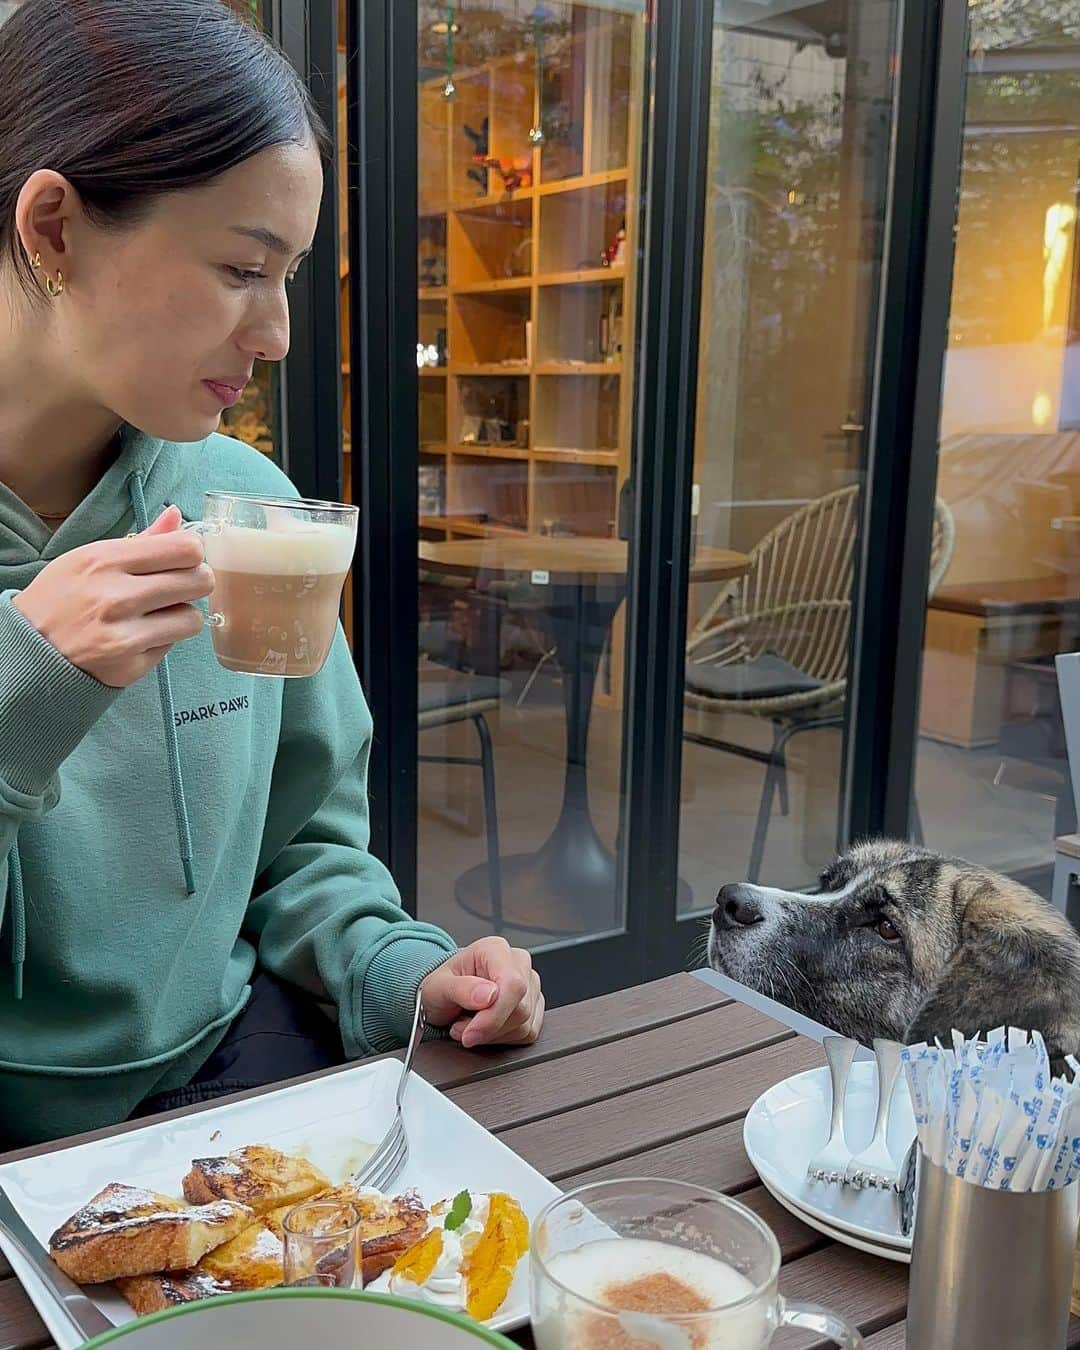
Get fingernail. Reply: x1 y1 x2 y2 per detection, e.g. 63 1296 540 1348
477 981 497 1005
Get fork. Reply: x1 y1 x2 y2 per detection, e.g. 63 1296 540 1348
843 1039 906 1191
352 990 426 1193
806 1036 858 1183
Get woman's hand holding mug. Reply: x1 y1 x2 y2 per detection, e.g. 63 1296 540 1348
13 506 213 688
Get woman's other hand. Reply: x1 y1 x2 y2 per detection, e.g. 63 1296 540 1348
421 937 544 1049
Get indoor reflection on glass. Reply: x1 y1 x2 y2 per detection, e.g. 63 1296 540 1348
679 0 900 903
220 360 278 461
914 6 1080 903
414 0 649 949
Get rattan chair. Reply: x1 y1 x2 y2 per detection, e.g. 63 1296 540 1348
685 485 955 880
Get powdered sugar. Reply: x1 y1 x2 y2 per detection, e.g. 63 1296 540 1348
191 1157 243 1178
54 1187 247 1245
246 1226 284 1261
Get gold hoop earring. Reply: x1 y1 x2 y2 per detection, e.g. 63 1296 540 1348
30 251 42 271
45 269 64 298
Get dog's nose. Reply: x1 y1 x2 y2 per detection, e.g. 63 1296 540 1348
713 883 765 929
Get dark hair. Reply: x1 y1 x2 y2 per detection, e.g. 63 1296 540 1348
0 0 329 291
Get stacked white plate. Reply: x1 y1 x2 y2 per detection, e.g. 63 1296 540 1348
743 1059 915 1263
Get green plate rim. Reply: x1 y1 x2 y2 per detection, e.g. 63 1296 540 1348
81 1286 520 1347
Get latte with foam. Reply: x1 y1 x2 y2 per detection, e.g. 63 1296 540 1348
204 523 354 677
533 1237 768 1350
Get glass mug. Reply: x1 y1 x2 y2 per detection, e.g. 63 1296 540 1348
282 1199 360 1289
530 1179 864 1349
184 491 358 678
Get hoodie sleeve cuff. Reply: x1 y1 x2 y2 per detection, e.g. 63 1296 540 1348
349 932 457 1056
0 593 120 800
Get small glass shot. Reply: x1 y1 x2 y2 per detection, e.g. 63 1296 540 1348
282 1200 360 1290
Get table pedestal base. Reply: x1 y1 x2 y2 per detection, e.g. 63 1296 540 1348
456 809 619 936
455 816 692 936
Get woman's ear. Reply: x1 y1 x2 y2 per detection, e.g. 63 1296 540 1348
14 169 82 272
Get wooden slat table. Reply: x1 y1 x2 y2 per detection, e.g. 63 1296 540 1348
3 973 1080 1348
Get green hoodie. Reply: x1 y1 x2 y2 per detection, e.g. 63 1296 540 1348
0 426 456 1148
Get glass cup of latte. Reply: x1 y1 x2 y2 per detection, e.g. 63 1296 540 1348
186 491 358 678
531 1179 864 1349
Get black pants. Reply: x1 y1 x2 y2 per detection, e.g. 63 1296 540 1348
132 970 346 1119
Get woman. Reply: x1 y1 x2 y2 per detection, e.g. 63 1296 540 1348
0 0 542 1150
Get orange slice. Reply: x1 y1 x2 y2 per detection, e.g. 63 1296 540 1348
391 1227 443 1284
488 1194 529 1259
463 1195 528 1322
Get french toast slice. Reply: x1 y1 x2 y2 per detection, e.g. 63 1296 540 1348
197 1214 286 1290
49 1183 252 1284
114 1270 231 1316
181 1145 329 1217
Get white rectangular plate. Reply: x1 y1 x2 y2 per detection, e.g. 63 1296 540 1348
0 1059 559 1346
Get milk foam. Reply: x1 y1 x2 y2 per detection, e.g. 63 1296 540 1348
204 523 354 575
538 1238 768 1350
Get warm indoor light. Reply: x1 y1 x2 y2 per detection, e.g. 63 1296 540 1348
1032 391 1053 428
1043 201 1076 330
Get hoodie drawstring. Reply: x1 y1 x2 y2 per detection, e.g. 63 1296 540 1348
4 844 25 999
127 473 197 897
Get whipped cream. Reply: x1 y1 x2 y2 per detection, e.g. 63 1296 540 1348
388 1191 491 1311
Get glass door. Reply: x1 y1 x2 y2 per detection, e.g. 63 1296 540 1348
336 0 950 1000
678 0 902 913
413 1 648 950
912 4 1080 897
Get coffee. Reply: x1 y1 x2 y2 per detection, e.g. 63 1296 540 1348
204 524 354 677
534 1238 766 1350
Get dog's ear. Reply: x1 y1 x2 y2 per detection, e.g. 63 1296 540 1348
904 874 1078 1051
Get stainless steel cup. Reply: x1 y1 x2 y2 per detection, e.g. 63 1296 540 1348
907 1154 1080 1349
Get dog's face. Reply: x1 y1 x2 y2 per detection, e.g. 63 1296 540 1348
707 839 1080 1056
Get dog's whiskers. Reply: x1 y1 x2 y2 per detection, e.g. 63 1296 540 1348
685 917 713 972
777 952 814 999
687 935 711 971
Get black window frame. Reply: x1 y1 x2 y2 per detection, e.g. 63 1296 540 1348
276 0 974 1003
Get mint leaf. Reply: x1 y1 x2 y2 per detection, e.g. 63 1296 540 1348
443 1190 472 1232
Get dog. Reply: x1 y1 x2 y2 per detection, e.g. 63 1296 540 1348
708 839 1080 1060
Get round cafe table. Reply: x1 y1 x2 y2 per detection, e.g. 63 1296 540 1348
419 536 750 935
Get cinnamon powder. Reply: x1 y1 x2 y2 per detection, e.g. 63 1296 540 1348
576 1272 712 1350
604 1272 711 1314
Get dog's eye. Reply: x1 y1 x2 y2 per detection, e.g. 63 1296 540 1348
875 917 901 942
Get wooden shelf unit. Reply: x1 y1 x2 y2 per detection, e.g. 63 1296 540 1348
415 7 643 542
